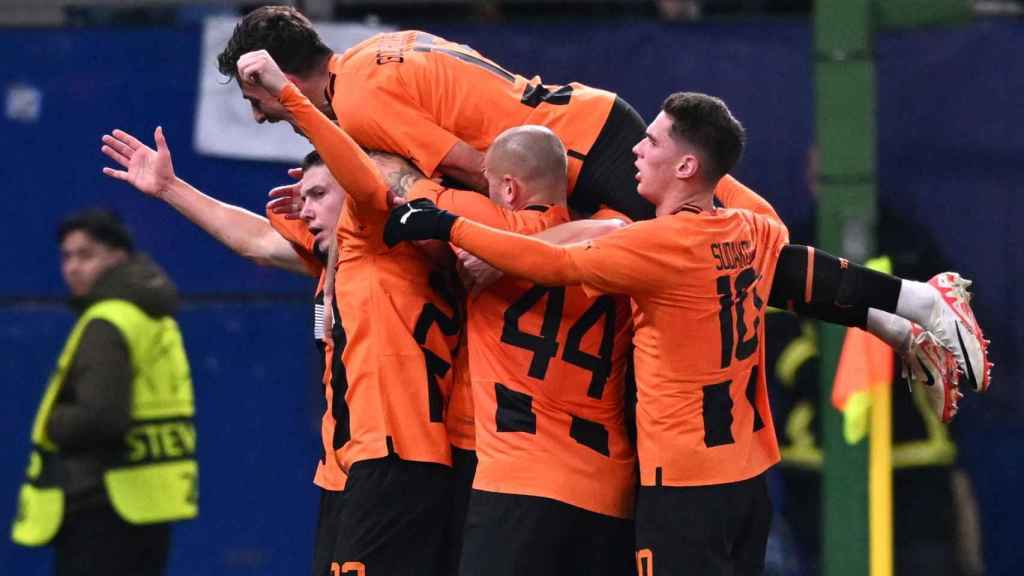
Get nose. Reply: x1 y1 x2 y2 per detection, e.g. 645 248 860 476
299 199 315 221
632 141 642 157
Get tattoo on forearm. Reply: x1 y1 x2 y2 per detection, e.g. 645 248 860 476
369 151 425 199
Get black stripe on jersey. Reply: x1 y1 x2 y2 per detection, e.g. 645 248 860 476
495 383 536 434
327 293 352 451
523 204 551 212
744 367 765 432
567 149 586 161
569 415 610 456
702 380 735 448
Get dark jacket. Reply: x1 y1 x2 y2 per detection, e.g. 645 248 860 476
46 254 179 510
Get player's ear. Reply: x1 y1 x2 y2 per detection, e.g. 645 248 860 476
675 154 699 180
502 175 517 206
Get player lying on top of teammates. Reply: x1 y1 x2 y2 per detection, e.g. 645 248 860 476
218 5 778 223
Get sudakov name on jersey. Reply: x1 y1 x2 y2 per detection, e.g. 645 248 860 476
711 240 755 271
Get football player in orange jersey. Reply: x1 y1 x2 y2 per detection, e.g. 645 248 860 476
380 125 638 576
238 44 470 576
384 92 988 575
99 131 354 576
370 121 801 575
217 5 701 222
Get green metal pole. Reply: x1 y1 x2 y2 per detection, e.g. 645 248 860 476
813 2 971 574
814 2 876 575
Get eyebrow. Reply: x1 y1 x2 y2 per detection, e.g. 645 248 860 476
645 132 657 144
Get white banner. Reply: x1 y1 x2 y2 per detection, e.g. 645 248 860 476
193 16 392 163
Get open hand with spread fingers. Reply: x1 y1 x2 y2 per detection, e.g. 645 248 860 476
101 127 175 199
267 167 304 220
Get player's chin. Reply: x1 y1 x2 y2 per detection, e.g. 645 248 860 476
315 234 331 254
636 183 654 202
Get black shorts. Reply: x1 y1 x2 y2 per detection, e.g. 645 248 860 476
312 488 347 576
459 489 634 576
572 96 654 221
55 498 170 576
635 473 772 576
319 454 453 576
445 446 478 575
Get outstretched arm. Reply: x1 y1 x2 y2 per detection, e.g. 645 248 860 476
101 127 313 276
457 217 627 295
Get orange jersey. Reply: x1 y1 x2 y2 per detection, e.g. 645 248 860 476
407 181 569 452
280 84 461 470
265 211 324 277
329 31 615 195
446 337 474 450
448 206 790 488
409 182 636 517
266 210 347 490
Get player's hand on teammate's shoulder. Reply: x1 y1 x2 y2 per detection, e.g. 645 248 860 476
267 167 304 220
100 126 175 199
383 198 458 247
237 49 290 97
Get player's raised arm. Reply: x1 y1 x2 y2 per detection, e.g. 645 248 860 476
279 84 388 219
236 50 390 221
101 126 313 276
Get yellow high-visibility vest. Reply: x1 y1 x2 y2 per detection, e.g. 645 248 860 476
12 299 197 546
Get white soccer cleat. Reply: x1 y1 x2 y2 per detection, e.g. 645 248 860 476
925 272 992 392
902 323 962 423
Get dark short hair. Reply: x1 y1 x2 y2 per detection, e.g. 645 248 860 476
58 209 135 253
301 150 324 171
217 6 332 80
661 92 745 183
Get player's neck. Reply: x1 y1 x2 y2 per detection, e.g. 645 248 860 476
292 67 335 119
656 186 714 217
513 188 564 211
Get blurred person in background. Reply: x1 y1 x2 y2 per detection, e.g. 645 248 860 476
11 209 197 576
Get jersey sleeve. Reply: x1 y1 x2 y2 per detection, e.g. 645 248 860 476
339 70 461 179
562 221 670 298
448 217 667 297
278 83 390 225
265 208 323 276
407 180 549 234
